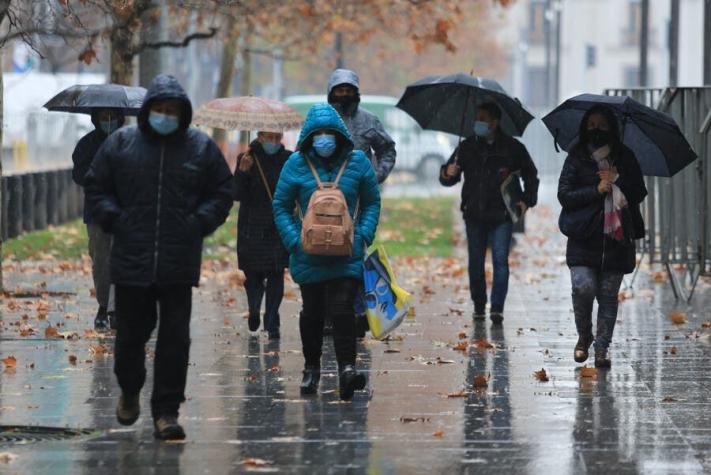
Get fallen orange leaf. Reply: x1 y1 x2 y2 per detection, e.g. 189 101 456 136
433 430 445 438
2 356 17 368
90 344 108 355
471 338 494 350
452 342 468 352
242 458 272 466
45 325 60 339
458 332 467 339
534 368 549 382
68 355 78 365
473 374 489 389
670 312 687 324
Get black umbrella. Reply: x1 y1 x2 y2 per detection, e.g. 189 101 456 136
542 93 697 177
396 73 534 138
43 83 147 115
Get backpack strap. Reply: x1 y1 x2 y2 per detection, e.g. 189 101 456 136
304 154 349 189
252 155 273 201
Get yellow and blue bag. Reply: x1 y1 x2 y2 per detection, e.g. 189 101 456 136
363 245 412 340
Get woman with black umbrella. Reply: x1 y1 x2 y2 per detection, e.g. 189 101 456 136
557 105 647 368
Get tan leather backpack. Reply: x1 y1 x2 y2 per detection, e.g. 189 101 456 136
300 156 354 256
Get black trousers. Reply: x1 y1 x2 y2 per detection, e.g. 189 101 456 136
114 284 192 418
244 270 284 333
299 277 359 368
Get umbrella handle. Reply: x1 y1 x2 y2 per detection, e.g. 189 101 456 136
553 128 560 153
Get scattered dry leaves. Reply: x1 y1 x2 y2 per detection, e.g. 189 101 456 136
432 430 445 438
45 325 60 339
241 458 272 466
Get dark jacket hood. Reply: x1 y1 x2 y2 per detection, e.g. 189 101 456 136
137 74 193 134
327 69 360 94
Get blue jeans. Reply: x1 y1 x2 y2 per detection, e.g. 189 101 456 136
570 267 624 351
465 219 513 314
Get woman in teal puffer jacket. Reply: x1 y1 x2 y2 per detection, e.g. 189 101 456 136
273 103 381 400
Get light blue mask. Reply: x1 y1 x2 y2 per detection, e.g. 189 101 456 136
473 121 490 137
262 142 281 155
149 111 180 135
313 134 337 158
99 119 120 135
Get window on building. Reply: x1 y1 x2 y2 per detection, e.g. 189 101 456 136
622 0 649 46
623 66 641 87
529 0 547 45
585 44 597 69
527 66 548 109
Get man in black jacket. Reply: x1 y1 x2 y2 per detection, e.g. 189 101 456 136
85 75 233 440
72 108 125 331
440 102 539 325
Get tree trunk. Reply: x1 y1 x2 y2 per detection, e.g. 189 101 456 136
212 23 241 146
111 27 136 85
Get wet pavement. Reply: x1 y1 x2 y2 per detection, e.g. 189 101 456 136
1 183 710 474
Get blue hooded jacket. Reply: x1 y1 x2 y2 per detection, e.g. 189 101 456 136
272 104 381 285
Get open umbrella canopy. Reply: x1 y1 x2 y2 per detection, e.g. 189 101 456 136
43 84 146 115
542 93 697 177
396 73 534 137
193 96 303 132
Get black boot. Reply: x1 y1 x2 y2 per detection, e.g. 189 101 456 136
94 306 109 332
594 349 611 368
574 334 594 363
116 393 140 426
300 365 320 395
339 364 366 401
153 415 186 440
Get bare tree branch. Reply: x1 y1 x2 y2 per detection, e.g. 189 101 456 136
136 26 218 52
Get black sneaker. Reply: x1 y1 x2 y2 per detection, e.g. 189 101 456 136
300 365 320 395
338 364 366 401
153 415 185 440
94 306 110 332
248 313 260 332
116 393 140 426
489 312 504 325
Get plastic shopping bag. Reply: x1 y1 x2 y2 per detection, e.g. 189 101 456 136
363 245 412 340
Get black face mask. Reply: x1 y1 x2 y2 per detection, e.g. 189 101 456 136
329 93 360 115
588 128 611 148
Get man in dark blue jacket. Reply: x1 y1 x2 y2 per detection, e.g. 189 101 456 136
440 102 539 326
85 75 233 440
72 109 125 331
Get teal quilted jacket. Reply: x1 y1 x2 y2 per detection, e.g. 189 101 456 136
272 103 381 284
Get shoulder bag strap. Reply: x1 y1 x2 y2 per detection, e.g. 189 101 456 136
252 155 273 201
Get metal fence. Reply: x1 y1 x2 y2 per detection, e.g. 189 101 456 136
605 87 711 299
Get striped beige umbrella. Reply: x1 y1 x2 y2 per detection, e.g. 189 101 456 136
193 96 303 132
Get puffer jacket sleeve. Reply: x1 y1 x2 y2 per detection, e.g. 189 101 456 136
84 134 122 233
557 153 601 211
370 116 396 184
71 133 93 187
355 151 381 247
194 140 233 236
273 153 302 253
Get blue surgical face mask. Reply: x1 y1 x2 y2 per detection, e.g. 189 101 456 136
149 111 180 135
262 142 281 155
312 133 337 158
473 120 490 137
100 119 120 135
